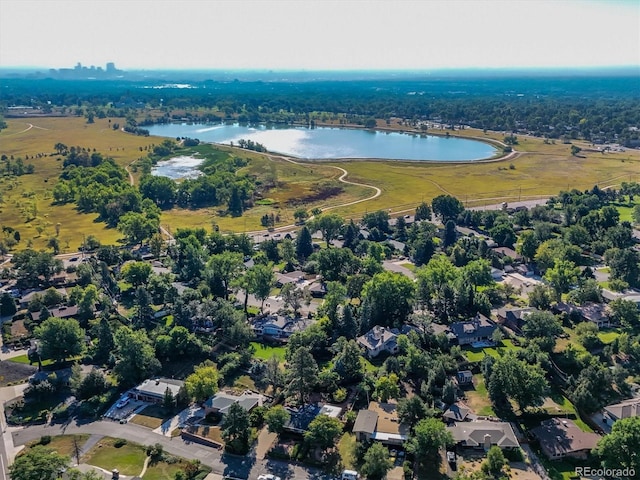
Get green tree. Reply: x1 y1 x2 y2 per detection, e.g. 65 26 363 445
279 239 297 270
113 327 161 386
415 201 432 221
406 418 453 470
310 213 344 247
222 402 251 453
286 346 318 404
304 414 343 452
517 230 539 262
320 281 347 325
117 211 159 245
361 441 393 480
361 271 415 328
488 352 548 412
570 145 582 156
9 445 70 480
94 316 115 364
398 395 429 426
0 292 17 317
610 298 640 329
264 405 290 434
431 194 464 223
596 416 640 472
246 263 274 312
333 339 364 383
205 251 244 300
375 373 400 402
280 283 311 316
483 445 506 478
521 311 563 352
34 317 85 363
296 225 314 260
544 259 580 299
184 362 220 402
121 261 152 286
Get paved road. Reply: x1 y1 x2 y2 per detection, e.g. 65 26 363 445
11 419 331 480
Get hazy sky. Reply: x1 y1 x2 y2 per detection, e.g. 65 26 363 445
1 0 639 70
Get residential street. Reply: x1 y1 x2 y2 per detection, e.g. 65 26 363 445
10 419 332 480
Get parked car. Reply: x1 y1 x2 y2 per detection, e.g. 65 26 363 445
257 475 281 480
116 397 130 409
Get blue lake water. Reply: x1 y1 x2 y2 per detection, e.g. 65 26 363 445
146 122 497 178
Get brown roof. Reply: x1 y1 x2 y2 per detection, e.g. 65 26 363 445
531 418 600 458
448 421 519 448
367 401 409 436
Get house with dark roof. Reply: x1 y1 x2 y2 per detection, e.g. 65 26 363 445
531 418 600 460
495 307 538 333
443 403 473 423
553 302 612 328
449 314 497 346
30 304 79 321
357 326 399 358
448 421 519 450
131 378 184 404
456 370 473 385
352 401 410 446
284 403 342 434
203 391 265 416
603 398 640 424
275 270 306 287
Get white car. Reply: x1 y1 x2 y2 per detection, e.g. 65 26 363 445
257 475 281 480
116 397 130 409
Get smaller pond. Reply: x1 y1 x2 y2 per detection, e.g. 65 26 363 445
151 155 204 179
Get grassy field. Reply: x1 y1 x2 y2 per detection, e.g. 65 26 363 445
129 404 170 429
250 341 287 361
462 339 520 363
2 117 639 249
27 434 90 458
337 433 357 470
464 374 495 417
82 437 147 476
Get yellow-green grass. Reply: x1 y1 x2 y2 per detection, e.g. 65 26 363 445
616 205 634 223
0 117 155 250
81 437 147 476
598 330 620 344
129 404 170 429
26 434 90 457
144 460 202 480
362 358 379 373
462 339 520 363
250 342 287 361
8 354 81 367
465 374 495 417
337 433 357 470
233 374 257 392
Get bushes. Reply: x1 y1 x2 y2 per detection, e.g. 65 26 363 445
114 438 127 448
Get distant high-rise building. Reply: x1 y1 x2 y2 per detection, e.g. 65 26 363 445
106 62 116 72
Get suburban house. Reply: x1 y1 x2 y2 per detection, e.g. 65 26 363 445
308 281 327 298
495 307 538 333
251 315 315 339
356 325 419 358
357 326 399 358
603 398 640 425
448 314 497 346
19 288 67 309
353 401 410 446
203 391 265 416
491 246 522 262
553 302 612 328
443 402 473 423
30 304 79 322
448 421 520 450
131 378 184 404
275 270 306 287
531 418 601 460
456 370 473 385
284 403 342 434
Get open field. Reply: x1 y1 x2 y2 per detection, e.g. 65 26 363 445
26 434 90 458
463 374 495 417
81 436 147 476
250 341 287 361
2 117 639 248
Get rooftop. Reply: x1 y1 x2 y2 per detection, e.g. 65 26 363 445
531 418 600 457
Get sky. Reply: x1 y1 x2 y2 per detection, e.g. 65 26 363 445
1 0 639 71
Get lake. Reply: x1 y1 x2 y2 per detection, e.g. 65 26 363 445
147 122 498 178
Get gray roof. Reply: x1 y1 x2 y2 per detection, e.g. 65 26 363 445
134 378 183 399
353 409 378 435
449 314 497 341
604 398 640 421
443 403 471 422
448 421 519 448
203 391 264 414
357 326 397 351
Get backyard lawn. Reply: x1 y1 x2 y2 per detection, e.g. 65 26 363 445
463 374 495 417
463 339 520 363
337 433 357 470
250 341 287 361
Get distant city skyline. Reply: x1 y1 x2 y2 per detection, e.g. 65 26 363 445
1 0 638 71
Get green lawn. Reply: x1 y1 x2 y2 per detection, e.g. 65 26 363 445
362 358 379 373
82 437 147 476
129 404 171 429
597 330 620 344
9 354 56 367
337 433 357 470
250 342 287 361
27 434 90 458
462 339 520 363
464 374 495 417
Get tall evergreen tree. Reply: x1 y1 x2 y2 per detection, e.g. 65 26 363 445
295 226 313 261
